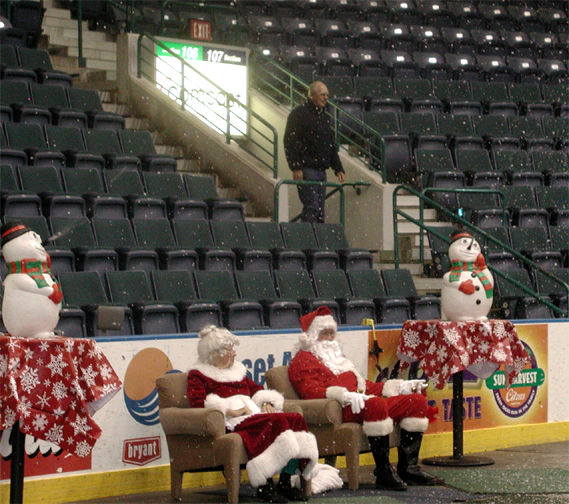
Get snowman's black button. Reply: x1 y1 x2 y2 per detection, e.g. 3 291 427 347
471 273 476 278
476 300 481 305
475 286 480 291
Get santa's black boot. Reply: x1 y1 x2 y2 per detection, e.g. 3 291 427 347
275 473 307 501
257 478 289 503
397 430 445 486
369 436 408 491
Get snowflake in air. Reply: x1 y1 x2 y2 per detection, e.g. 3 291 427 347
32 414 49 431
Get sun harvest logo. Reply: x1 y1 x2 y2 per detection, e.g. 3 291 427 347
122 437 161 466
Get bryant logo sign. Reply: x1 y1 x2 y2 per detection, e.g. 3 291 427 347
122 437 161 466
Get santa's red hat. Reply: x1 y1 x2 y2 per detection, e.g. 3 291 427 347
298 307 337 348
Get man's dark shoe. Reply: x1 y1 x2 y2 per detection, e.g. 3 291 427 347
275 480 307 501
374 466 408 491
398 466 445 486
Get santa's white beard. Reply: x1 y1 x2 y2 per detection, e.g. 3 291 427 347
310 340 357 376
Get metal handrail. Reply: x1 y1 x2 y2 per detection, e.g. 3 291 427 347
136 33 279 177
274 180 371 225
250 53 388 182
392 184 568 318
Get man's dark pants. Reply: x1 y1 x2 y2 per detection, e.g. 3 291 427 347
298 168 327 223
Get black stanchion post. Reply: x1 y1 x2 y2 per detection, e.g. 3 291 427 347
10 420 25 504
423 371 494 467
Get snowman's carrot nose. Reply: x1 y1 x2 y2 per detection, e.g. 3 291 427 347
467 238 474 250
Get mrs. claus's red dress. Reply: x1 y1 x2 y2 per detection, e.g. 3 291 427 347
187 360 318 487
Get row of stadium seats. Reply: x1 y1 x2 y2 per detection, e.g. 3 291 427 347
0 123 177 172
265 44 568 83
0 217 374 276
19 264 438 337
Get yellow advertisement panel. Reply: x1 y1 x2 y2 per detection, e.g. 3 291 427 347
367 323 548 433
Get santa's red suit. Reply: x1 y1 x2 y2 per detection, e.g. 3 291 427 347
187 360 318 487
289 350 429 436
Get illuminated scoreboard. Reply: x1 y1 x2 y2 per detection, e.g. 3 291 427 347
155 40 248 136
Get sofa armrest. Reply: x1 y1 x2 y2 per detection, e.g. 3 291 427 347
159 407 226 437
286 398 343 425
283 400 303 415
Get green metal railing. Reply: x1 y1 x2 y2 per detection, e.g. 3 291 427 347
250 53 390 183
392 185 569 318
136 33 279 177
274 180 371 225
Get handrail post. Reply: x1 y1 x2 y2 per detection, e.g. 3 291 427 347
76 0 86 67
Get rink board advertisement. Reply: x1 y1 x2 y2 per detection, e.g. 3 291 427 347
0 323 555 481
367 323 549 433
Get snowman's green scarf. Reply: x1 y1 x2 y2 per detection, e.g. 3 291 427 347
449 260 493 298
6 259 55 288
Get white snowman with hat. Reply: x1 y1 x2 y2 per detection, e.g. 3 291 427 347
1 220 62 338
441 230 494 321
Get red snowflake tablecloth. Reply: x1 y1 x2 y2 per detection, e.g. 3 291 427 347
397 320 529 390
0 335 121 458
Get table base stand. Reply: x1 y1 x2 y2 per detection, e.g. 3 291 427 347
422 371 494 468
10 421 26 504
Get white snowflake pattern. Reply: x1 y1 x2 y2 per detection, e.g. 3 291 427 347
0 354 8 378
8 357 21 373
480 322 492 336
47 352 68 377
32 414 49 431
99 364 113 381
80 364 99 388
69 416 92 436
493 322 507 340
479 340 491 354
36 392 51 409
38 340 50 352
75 440 92 458
514 356 527 374
17 396 33 418
20 366 40 393
443 328 461 346
492 343 508 362
6 338 21 351
450 364 460 374
2 407 17 428
45 424 64 444
441 363 450 377
63 339 75 353
23 347 35 361
425 324 439 340
459 352 470 367
52 381 68 401
403 329 421 349
437 346 448 362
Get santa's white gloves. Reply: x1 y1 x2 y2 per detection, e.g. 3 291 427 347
343 391 370 414
399 379 428 395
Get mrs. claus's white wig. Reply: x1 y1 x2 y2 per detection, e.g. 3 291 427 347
197 325 239 364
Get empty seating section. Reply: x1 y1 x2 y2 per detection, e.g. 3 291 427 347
4 1 567 333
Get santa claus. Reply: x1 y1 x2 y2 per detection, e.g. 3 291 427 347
187 325 318 503
288 307 444 491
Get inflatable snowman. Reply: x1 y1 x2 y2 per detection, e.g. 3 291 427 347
441 230 494 321
1 221 62 338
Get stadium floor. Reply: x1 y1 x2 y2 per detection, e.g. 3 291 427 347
62 441 569 504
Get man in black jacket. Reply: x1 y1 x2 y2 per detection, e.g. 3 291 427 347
284 81 345 223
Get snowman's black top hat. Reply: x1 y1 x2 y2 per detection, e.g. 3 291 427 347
1 220 31 247
451 229 473 243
